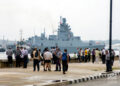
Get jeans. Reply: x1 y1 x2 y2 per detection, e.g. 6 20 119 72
23 55 28 68
102 55 106 64
62 60 68 73
33 59 40 71
56 59 61 71
16 55 21 67
106 60 112 72
92 55 95 63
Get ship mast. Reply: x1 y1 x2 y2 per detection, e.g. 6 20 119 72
60 16 62 25
20 29 23 41
33 29 36 45
44 28 46 37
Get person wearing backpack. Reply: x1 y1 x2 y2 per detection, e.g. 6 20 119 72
33 48 41 71
62 49 69 74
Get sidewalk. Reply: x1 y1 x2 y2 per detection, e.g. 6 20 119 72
0 61 120 86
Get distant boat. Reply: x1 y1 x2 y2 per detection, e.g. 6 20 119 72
0 47 5 52
17 40 31 53
105 43 120 50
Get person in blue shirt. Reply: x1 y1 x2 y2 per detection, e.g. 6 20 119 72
62 49 69 74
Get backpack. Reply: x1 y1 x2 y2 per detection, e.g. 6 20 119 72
62 53 67 61
35 50 38 57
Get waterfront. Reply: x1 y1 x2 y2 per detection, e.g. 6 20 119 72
0 52 8 60
0 50 119 60
0 52 31 60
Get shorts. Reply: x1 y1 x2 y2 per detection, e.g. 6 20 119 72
45 60 51 63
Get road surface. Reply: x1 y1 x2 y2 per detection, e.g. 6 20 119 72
67 76 120 86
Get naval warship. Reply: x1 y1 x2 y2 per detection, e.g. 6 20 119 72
26 17 105 53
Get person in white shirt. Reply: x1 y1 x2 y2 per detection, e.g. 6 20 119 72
20 47 24 58
20 47 24 66
44 49 53 71
23 47 28 68
102 48 106 64
95 48 100 63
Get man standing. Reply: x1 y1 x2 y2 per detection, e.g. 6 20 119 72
92 49 96 63
55 48 62 71
111 49 115 66
62 49 69 74
81 49 85 62
44 49 53 71
6 48 13 67
95 48 100 63
102 48 106 64
15 47 21 67
77 49 81 62
23 47 28 68
33 48 41 71
88 49 91 62
20 47 24 66
42 48 48 71
105 50 112 72
84 48 88 62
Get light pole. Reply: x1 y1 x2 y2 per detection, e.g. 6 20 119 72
108 0 113 72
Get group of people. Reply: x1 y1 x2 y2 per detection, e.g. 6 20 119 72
76 48 115 64
6 46 69 74
76 48 115 72
31 47 69 74
6 47 29 68
6 46 115 73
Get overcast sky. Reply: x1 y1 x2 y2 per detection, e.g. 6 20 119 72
0 0 120 41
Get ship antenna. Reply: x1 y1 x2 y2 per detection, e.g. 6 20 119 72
33 29 36 45
60 16 62 24
44 27 46 37
34 28 35 36
20 29 23 41
51 24 54 35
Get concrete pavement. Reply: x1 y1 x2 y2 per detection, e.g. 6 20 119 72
0 61 120 86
